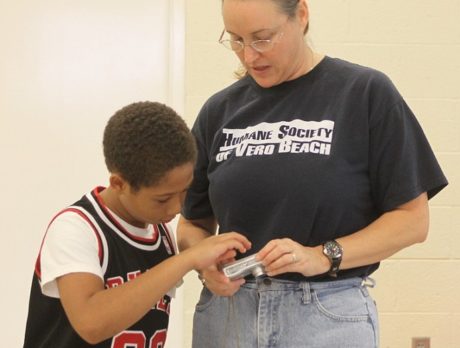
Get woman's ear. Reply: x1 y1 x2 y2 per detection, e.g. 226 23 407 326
298 0 309 34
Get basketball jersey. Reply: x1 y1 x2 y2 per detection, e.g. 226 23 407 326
24 187 176 347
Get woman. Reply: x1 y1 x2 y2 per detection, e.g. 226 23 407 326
178 0 448 347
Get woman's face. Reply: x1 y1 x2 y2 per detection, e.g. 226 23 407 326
222 0 309 88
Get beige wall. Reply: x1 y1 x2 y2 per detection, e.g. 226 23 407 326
184 1 460 347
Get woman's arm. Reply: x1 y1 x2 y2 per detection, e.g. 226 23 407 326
258 192 429 277
338 192 428 270
177 215 217 250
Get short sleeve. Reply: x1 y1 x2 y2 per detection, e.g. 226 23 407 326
39 212 104 298
182 106 215 220
368 99 448 212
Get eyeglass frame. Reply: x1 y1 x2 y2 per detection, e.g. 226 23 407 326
218 23 286 53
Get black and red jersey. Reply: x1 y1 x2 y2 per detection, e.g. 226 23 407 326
24 187 176 348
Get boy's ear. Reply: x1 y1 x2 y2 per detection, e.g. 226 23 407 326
109 173 127 192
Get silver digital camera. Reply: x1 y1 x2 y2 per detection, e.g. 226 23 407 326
222 254 266 280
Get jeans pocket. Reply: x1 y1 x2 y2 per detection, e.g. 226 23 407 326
312 285 370 322
195 287 216 312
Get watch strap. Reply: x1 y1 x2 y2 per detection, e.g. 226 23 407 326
323 240 343 277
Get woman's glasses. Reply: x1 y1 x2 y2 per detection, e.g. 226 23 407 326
218 21 286 53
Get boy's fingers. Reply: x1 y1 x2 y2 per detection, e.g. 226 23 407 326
222 235 249 251
226 232 251 247
218 256 236 265
218 250 236 262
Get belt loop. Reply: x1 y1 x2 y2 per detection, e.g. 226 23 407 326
301 281 311 304
360 277 376 297
361 277 376 289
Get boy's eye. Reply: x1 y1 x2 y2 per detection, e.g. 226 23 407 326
156 197 170 204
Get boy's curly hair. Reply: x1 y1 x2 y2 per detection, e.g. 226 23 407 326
103 101 196 191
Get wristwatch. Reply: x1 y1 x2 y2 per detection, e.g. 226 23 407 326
322 240 343 277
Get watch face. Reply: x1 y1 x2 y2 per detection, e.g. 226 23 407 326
324 241 343 258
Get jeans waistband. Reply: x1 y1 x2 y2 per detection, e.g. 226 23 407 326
242 276 372 292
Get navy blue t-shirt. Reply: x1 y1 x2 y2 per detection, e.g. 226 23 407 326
183 56 448 281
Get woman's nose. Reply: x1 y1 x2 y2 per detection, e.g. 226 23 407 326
242 45 260 65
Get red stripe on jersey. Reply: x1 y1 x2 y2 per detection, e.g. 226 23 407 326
160 223 176 254
92 187 159 245
35 207 104 280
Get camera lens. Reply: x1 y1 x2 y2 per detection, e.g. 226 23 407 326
252 266 265 278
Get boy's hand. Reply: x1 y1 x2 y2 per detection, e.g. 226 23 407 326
185 232 250 296
190 232 251 271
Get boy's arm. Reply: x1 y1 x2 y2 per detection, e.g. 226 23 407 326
57 232 250 344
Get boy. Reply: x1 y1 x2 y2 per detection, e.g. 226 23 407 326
23 101 251 347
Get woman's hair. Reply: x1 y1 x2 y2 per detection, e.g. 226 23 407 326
221 0 307 33
103 101 197 191
272 0 302 20
273 0 309 34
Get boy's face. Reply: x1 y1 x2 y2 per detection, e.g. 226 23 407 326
116 162 194 227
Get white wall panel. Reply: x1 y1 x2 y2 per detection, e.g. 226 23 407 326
0 1 185 346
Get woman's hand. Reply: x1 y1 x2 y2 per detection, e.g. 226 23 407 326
257 238 330 277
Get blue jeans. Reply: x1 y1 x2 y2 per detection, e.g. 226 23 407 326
192 277 379 348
